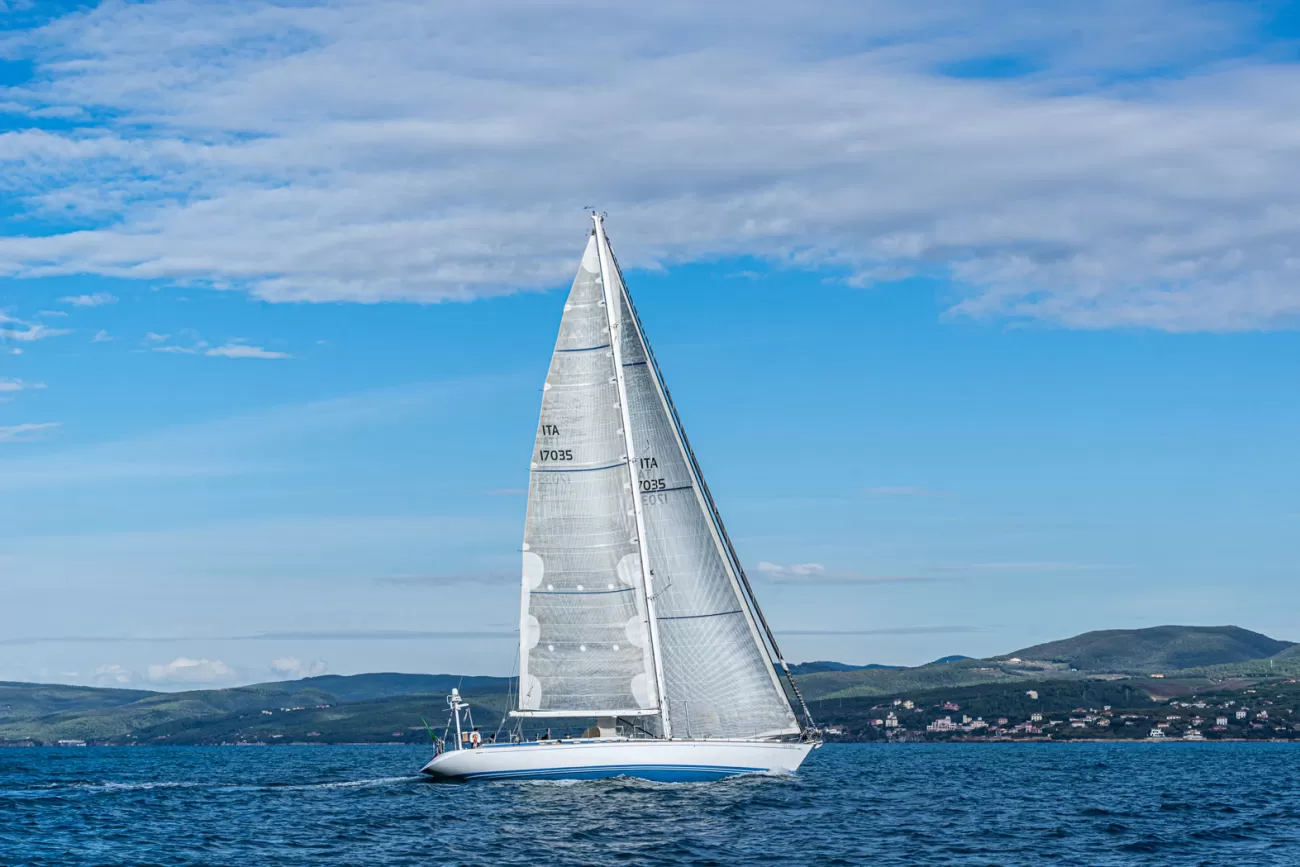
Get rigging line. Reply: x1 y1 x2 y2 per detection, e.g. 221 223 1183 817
616 715 658 740
647 579 672 601
607 244 818 737
496 646 520 742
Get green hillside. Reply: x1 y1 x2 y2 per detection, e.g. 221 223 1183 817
1004 625 1292 673
0 681 158 720
792 656 1081 701
809 678 1162 731
5 625 1299 745
122 692 521 746
0 673 512 744
790 626 1298 700
1164 643 1300 680
270 673 511 703
787 661 902 675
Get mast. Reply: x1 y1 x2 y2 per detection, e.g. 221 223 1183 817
607 244 818 737
592 213 672 739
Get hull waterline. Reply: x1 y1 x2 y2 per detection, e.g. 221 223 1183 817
421 738 815 782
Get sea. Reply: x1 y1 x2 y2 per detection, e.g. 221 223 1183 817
3 742 1299 866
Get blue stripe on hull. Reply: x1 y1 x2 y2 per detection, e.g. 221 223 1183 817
443 764 767 783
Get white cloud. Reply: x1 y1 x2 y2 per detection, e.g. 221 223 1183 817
754 560 929 584
0 378 45 393
145 332 289 357
0 320 70 342
757 562 826 577
0 422 60 442
59 292 117 307
205 343 291 359
0 1 1293 330
92 329 113 342
270 657 327 679
93 663 133 685
146 656 236 684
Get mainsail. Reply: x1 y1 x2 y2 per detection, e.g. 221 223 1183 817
517 235 660 717
518 218 802 740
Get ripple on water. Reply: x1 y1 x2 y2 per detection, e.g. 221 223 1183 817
5 743 1300 866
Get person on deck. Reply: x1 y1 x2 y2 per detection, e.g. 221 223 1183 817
470 728 482 749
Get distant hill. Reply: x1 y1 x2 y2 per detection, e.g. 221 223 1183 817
808 677 1163 731
0 682 158 720
789 629 1298 701
794 657 1036 701
1003 626 1292 674
6 626 1299 744
787 661 904 675
277 673 511 703
0 673 512 745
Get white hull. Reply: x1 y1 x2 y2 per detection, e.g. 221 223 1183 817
420 738 815 782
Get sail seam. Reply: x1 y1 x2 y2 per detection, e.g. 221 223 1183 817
532 588 634 596
658 610 744 621
531 462 626 474
556 344 612 353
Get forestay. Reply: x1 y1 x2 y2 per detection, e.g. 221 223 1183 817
609 258 802 740
517 237 660 717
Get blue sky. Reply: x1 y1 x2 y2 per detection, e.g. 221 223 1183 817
0 0 1297 689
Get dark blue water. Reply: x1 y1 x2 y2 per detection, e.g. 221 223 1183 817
4 743 1300 865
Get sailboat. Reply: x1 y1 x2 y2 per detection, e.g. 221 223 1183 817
421 214 820 782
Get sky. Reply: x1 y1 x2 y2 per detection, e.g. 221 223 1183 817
0 0 1297 691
